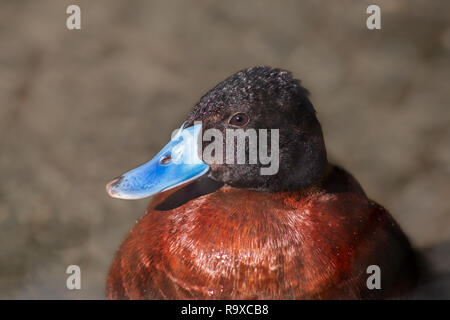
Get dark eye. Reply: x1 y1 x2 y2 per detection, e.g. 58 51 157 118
228 112 249 127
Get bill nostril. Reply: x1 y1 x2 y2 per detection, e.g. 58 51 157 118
159 154 172 165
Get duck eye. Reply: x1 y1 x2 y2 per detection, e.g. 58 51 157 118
159 154 172 165
228 113 249 127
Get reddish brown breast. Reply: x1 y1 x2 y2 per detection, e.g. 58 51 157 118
106 166 418 299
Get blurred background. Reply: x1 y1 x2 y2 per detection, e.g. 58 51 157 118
0 0 449 299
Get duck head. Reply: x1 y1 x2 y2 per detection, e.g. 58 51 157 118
106 66 327 199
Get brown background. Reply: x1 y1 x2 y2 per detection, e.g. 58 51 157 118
0 0 449 298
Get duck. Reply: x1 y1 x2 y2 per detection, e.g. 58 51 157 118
105 66 419 299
